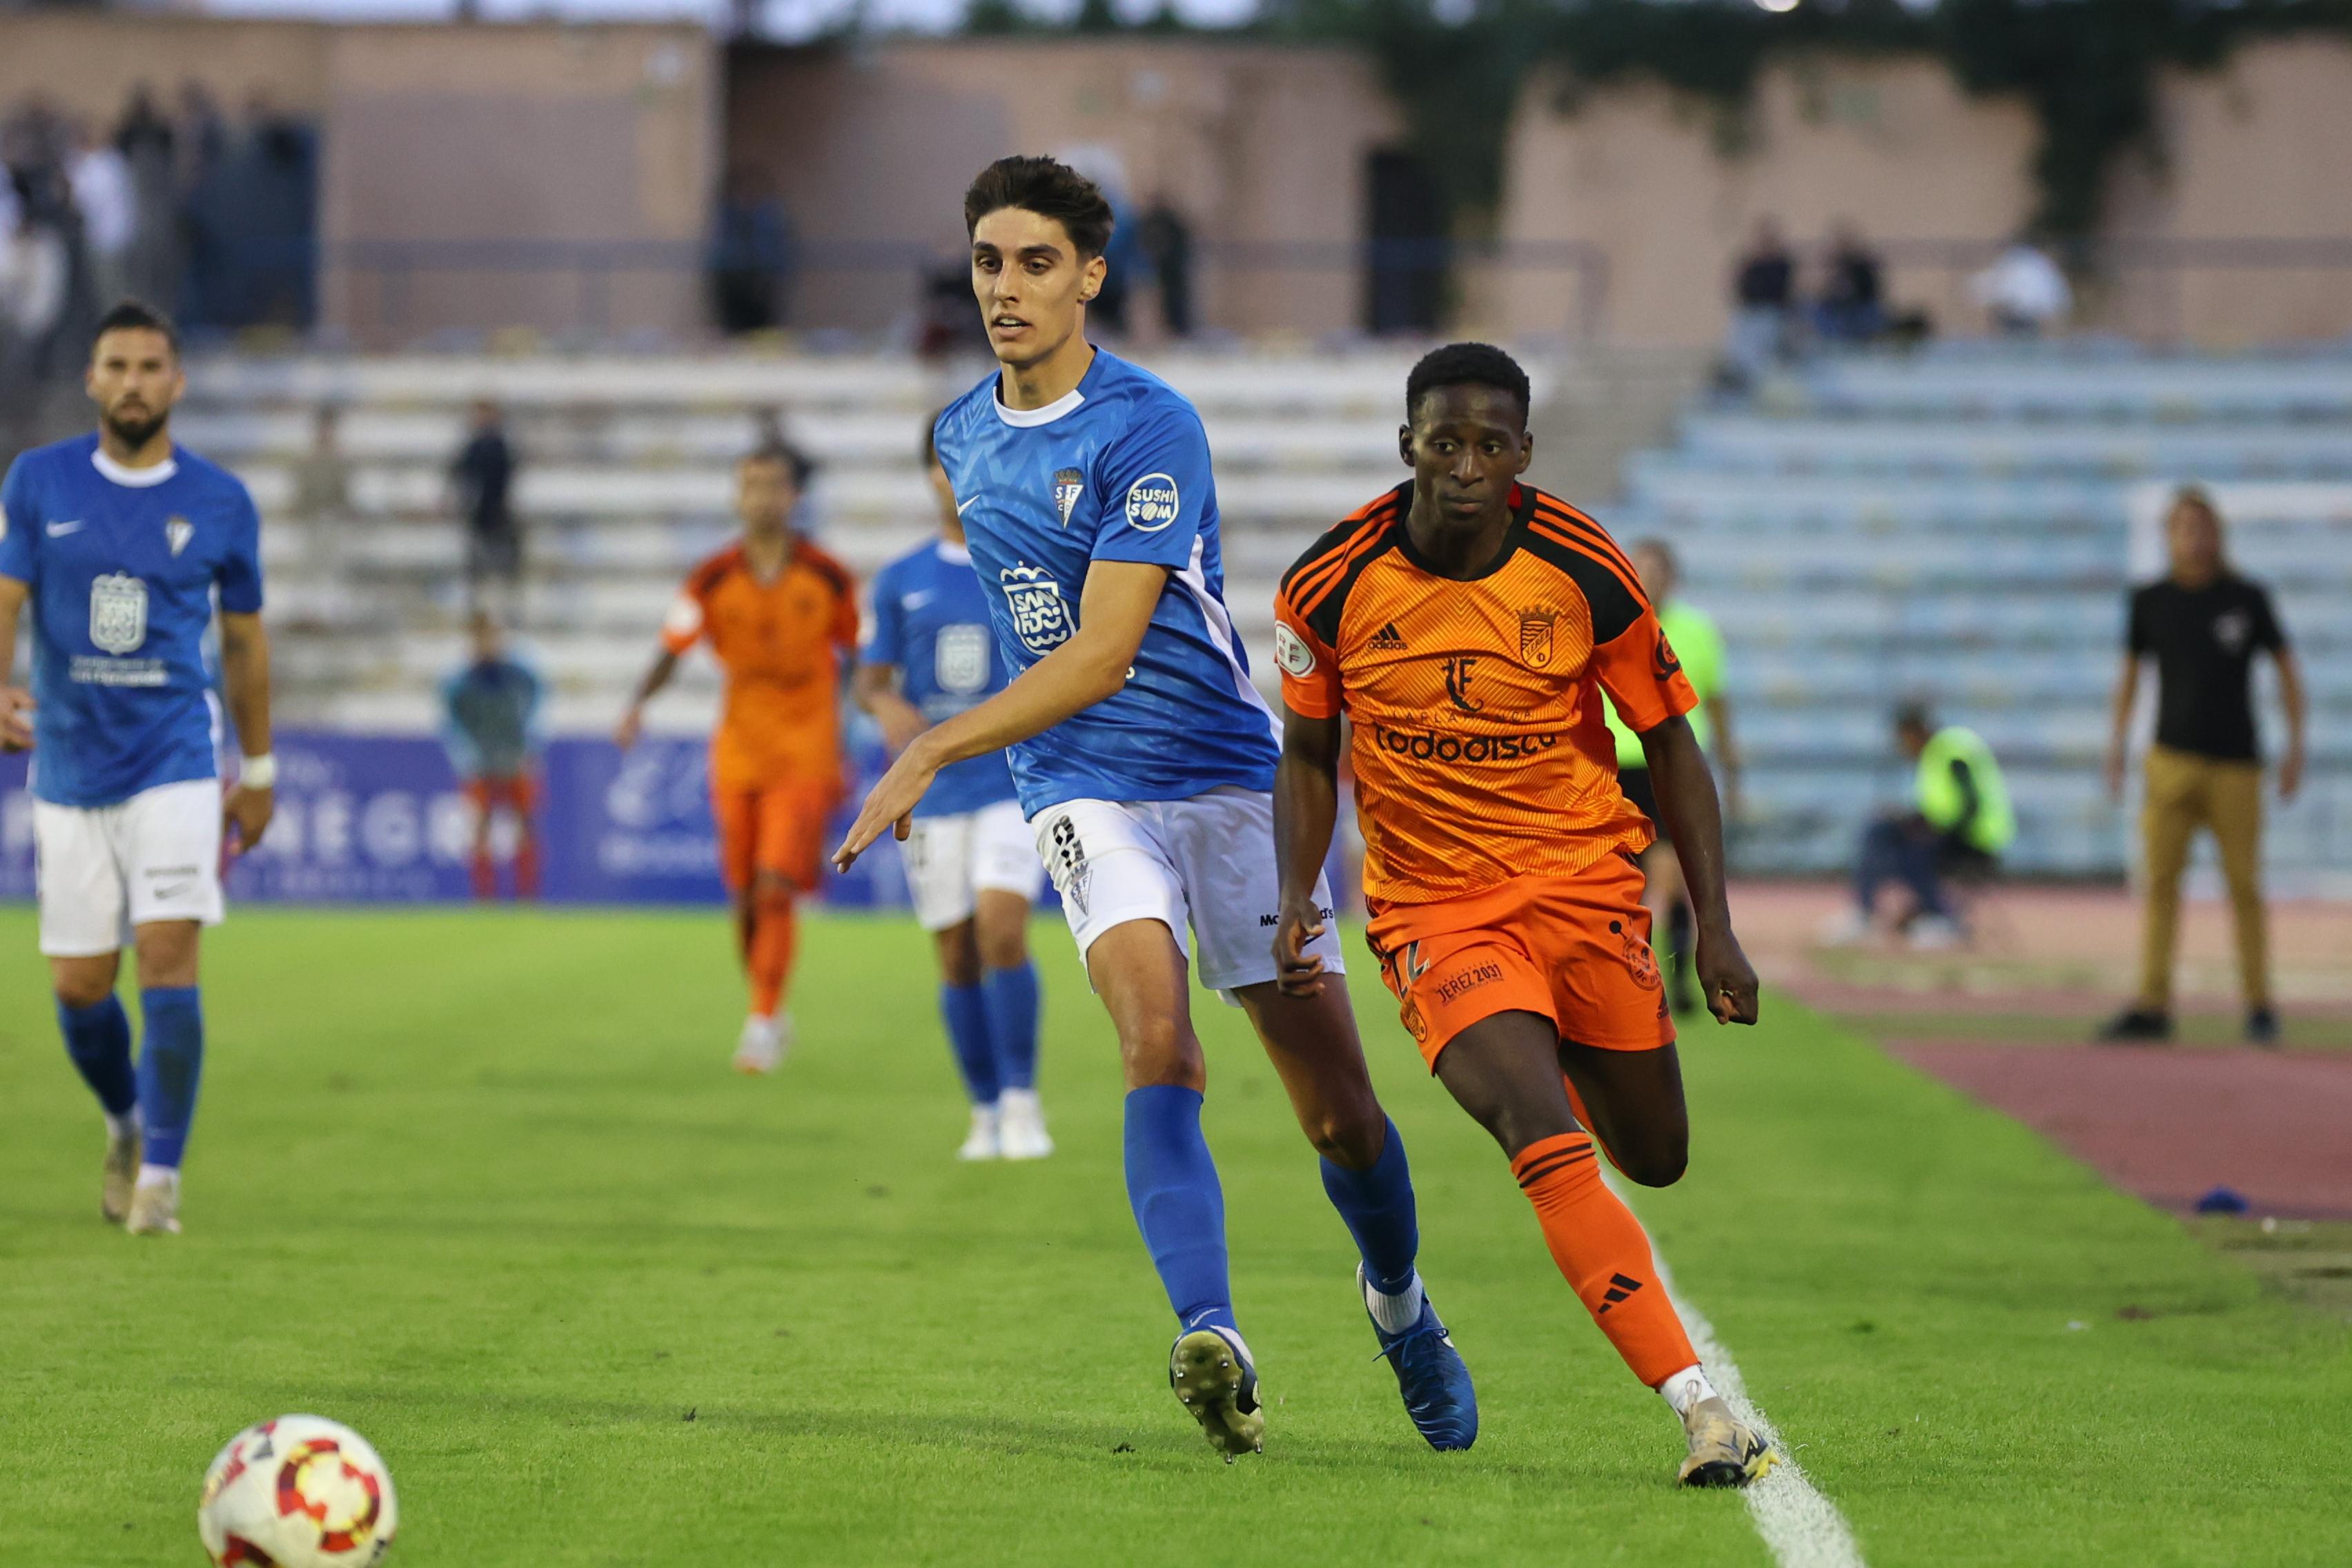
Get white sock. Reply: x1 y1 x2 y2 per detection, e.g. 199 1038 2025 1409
999 1087 1039 1116
1658 1363 1717 1419
135 1163 179 1192
1364 1270 1427 1335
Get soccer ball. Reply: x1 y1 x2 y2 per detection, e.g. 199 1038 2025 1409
197 1415 399 1567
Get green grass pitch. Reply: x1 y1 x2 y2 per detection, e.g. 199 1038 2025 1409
1 906 2346 1566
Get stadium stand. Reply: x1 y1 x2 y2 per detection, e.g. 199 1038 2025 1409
177 347 1491 735
1604 344 2352 885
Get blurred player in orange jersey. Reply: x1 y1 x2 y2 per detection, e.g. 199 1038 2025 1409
1270 343 1776 1489
616 444 859 1073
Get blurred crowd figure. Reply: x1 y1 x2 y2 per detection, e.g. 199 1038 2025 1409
1 83 318 450
449 400 522 620
1823 703 2015 952
441 610 547 901
710 165 795 335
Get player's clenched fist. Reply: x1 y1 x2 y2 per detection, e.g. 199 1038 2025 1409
1272 894 1331 997
0 687 32 752
1695 923 1761 1026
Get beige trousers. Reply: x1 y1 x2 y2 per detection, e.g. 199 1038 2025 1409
2135 745 2268 1010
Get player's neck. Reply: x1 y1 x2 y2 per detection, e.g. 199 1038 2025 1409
938 515 967 549
2170 562 2221 589
997 336 1094 411
98 420 173 471
743 527 793 577
1403 496 1514 581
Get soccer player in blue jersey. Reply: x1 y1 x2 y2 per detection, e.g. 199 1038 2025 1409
853 415 1050 1162
836 157 1475 1460
0 301 275 1237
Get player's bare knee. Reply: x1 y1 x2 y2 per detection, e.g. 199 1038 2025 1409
51 963 119 1012
1304 1102 1387 1168
1117 1016 1204 1090
974 918 1027 974
933 923 982 987
133 925 200 990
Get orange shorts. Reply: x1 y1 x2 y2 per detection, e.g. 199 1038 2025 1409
1364 856 1674 1070
712 779 837 896
464 774 538 817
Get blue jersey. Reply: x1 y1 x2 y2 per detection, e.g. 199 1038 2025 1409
0 434 264 808
440 652 546 781
862 537 1020 819
932 350 1277 814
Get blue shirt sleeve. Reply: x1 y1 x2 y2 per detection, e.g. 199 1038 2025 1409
1086 398 1212 572
0 457 36 585
216 480 264 614
862 560 905 668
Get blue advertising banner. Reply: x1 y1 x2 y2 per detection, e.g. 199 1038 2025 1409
0 731 916 909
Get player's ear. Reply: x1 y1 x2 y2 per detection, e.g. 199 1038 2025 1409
1516 429 1533 476
1081 251 1107 301
1398 424 1415 467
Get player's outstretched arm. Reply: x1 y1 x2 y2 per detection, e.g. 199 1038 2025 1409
0 576 29 752
850 663 930 756
1638 714 1759 1026
219 610 275 852
614 649 678 750
1271 705 1344 996
832 559 1165 870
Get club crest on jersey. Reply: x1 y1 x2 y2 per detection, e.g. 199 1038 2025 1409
88 572 149 654
1001 564 1073 656
1051 468 1084 529
934 624 992 695
166 515 194 557
1124 472 1180 532
1519 608 1558 669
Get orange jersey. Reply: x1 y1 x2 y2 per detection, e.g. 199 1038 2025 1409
662 538 859 794
1273 482 1698 904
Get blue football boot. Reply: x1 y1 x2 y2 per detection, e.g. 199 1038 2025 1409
1360 1266 1477 1451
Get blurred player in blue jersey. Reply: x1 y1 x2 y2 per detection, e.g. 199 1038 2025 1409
853 415 1050 1162
0 301 275 1237
836 157 1475 1460
440 609 547 901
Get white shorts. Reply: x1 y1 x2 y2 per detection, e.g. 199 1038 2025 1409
1030 785 1344 1001
34 778 226 957
900 798 1045 932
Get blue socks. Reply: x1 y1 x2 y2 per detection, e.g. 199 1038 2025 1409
1124 1085 1236 1335
59 995 137 1119
1320 1115 1422 1296
983 961 1040 1092
940 983 999 1106
136 987 205 1169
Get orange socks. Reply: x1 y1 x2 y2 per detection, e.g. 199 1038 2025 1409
747 895 798 1019
1511 1133 1698 1388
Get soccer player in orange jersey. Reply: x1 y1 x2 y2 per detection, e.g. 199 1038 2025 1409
1270 343 1776 1488
616 444 858 1072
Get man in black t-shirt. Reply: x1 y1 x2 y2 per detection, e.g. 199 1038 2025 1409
450 398 520 617
2099 488 2306 1046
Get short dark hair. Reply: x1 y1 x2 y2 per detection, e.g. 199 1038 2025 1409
92 299 180 357
963 156 1115 259
1893 700 1934 735
744 440 815 488
1404 342 1531 423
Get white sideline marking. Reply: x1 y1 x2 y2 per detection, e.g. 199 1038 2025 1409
1651 1248 1868 1568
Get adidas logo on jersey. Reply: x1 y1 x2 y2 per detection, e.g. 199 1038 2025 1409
1368 622 1408 651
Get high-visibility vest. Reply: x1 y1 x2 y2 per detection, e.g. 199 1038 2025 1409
1916 725 2015 855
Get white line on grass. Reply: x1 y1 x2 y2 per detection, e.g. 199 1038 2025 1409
1650 1246 1868 1568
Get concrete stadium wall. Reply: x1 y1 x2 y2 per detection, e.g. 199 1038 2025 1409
0 15 718 345
726 39 1402 339
1492 41 2352 348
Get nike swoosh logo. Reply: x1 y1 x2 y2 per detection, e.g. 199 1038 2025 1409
1184 1309 1217 1329
47 520 84 536
955 496 979 515
152 882 194 900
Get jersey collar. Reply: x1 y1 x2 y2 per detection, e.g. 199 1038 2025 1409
992 349 1099 428
91 444 179 488
1392 482 1538 582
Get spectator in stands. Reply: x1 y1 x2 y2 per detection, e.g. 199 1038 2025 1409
1812 219 1884 344
115 85 180 308
291 404 356 625
2099 488 2305 1046
1723 217 1793 386
68 120 137 311
1824 703 2014 951
0 173 72 386
1972 237 2070 336
712 165 792 335
441 611 547 901
1136 196 1195 340
449 399 522 619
